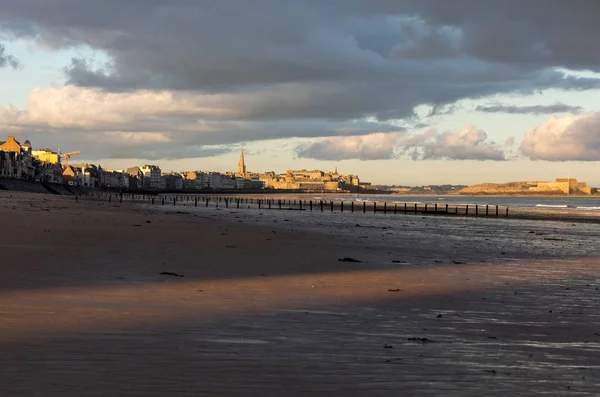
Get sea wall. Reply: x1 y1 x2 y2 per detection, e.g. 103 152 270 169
0 178 74 195
461 179 593 196
529 181 569 194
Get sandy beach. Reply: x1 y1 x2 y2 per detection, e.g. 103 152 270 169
1 191 600 396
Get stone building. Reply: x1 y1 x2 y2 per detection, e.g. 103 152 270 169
32 149 63 184
236 148 248 178
126 165 162 189
0 136 35 180
162 173 184 190
529 178 592 195
102 169 129 189
63 163 100 187
181 171 207 190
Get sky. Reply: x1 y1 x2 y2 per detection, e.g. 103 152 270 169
1 1 600 186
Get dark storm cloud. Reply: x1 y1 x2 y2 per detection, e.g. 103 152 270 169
1 1 600 159
476 103 584 115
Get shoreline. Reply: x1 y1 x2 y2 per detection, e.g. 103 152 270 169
89 191 600 224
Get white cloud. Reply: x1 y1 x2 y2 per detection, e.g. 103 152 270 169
296 132 403 161
521 113 600 161
402 125 506 161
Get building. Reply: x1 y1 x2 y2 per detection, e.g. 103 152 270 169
236 148 248 178
163 173 184 190
102 169 129 188
259 168 352 191
140 165 162 189
32 149 60 165
0 136 35 180
180 171 207 190
32 149 63 184
126 165 162 189
529 178 592 195
63 163 99 187
206 172 236 189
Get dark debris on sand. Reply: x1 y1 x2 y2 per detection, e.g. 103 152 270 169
159 272 185 277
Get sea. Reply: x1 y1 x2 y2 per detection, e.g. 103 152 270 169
314 195 600 210
160 193 600 211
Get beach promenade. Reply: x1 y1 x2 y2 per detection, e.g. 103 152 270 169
1 191 599 396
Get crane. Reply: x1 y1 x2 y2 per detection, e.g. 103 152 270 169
61 151 80 165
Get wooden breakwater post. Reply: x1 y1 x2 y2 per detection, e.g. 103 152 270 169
109 194 112 203
496 205 499 216
373 202 377 213
279 200 282 210
330 201 334 212
310 200 313 211
173 197 176 206
485 205 489 216
414 203 417 214
351 202 354 212
506 207 509 217
475 205 478 216
404 203 407 213
299 200 303 210
161 197 165 205
363 202 366 213
394 203 397 214
268 200 271 210
320 200 324 212
340 201 344 212
383 202 387 214
258 200 261 210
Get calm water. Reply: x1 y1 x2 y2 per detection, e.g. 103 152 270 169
163 193 600 210
324 195 600 210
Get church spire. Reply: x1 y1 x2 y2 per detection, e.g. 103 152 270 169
237 147 247 177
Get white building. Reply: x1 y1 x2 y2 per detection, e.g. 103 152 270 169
139 165 162 189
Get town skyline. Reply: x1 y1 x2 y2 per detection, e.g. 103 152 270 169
2 3 600 185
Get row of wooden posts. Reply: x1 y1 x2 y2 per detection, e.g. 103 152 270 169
88 192 509 217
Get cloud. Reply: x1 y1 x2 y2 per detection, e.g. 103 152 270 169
295 132 403 161
0 86 400 159
402 125 506 160
521 113 600 161
0 43 19 68
1 1 600 160
296 125 506 161
476 103 584 115
1 2 599 109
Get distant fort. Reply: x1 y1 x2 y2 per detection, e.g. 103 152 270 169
459 178 593 196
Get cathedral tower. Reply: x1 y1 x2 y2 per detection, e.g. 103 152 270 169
237 147 247 177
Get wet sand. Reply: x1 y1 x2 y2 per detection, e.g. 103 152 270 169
1 191 600 396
